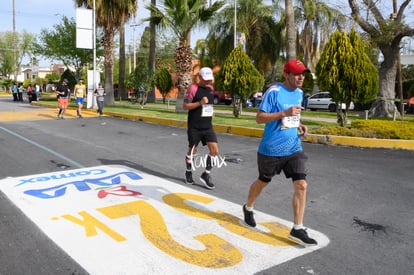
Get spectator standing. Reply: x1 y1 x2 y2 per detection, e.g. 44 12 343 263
74 79 86 118
18 83 24 102
12 82 18 102
242 60 318 247
34 83 40 101
56 79 70 120
94 83 106 117
183 67 218 190
27 84 35 102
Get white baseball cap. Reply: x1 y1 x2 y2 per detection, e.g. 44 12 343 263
199 67 214 81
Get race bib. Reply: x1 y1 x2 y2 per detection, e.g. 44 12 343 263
282 114 300 129
201 104 214 117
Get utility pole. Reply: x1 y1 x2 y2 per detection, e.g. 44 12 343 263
130 22 139 71
392 0 403 115
234 0 237 48
12 0 17 81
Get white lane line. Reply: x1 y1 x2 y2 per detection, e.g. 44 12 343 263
0 125 85 169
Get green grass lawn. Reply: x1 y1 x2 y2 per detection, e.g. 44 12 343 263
25 95 414 140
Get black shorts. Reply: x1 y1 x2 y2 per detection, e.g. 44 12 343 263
187 127 218 148
257 151 308 182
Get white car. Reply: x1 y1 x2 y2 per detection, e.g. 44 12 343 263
306 92 355 112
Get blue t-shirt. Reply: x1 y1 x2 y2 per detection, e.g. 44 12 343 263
258 83 304 157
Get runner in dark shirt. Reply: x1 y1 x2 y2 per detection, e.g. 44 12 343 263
56 79 70 120
183 67 218 190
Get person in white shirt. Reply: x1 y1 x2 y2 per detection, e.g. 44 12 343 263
94 83 106 117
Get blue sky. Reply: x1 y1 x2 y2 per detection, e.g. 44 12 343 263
0 0 229 67
0 0 152 44
2 0 410 67
0 0 182 66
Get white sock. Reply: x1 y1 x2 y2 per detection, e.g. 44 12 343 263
245 205 254 211
294 224 304 230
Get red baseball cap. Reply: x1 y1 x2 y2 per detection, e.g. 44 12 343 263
284 60 310 74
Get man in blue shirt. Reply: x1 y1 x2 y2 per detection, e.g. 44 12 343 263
242 60 317 246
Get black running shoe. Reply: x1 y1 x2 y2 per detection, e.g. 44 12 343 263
185 171 194 185
243 204 256 227
200 172 215 190
289 228 318 246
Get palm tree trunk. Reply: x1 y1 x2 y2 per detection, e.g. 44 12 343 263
148 0 156 103
285 0 296 60
103 29 115 105
174 40 193 113
119 22 126 100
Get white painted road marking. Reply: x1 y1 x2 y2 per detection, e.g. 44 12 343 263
0 125 85 169
0 165 329 274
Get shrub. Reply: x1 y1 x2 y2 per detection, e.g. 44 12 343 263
310 119 414 140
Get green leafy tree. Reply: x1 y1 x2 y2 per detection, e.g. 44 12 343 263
126 27 176 101
402 65 414 98
153 67 173 103
316 28 378 126
144 0 225 112
216 46 264 117
126 66 152 96
0 79 13 93
44 72 61 84
348 0 414 118
61 69 77 92
0 31 35 81
35 16 92 79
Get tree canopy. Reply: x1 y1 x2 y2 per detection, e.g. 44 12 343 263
316 28 378 126
0 31 35 81
153 67 173 102
35 16 99 79
348 0 414 118
216 46 264 117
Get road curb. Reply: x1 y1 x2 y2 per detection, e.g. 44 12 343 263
105 110 413 151
32 102 413 151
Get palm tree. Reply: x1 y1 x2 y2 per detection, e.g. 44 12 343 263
144 0 225 112
207 0 283 79
295 0 345 69
74 0 137 104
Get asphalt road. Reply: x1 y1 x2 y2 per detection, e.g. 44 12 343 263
0 98 413 274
